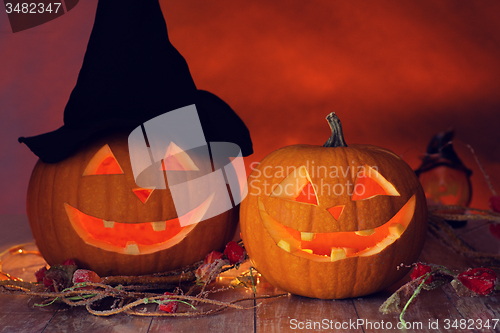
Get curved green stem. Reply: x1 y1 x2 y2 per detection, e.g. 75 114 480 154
399 272 432 326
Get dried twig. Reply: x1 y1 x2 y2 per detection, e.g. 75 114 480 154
428 209 500 265
0 260 287 318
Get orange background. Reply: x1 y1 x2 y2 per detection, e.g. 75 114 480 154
1 0 500 214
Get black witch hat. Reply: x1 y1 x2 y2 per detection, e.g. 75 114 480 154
19 0 252 163
414 129 471 177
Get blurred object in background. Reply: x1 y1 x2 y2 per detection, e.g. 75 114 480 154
415 129 472 228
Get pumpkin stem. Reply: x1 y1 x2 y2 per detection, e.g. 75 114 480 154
323 112 348 148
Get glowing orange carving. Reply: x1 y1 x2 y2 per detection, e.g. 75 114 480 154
327 205 345 220
352 166 399 201
63 198 213 255
132 187 155 204
82 144 124 176
271 166 318 205
161 142 199 171
258 195 416 262
294 182 318 205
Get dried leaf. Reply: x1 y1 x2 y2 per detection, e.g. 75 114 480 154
451 279 479 297
195 258 229 285
421 271 454 290
44 264 77 291
379 278 421 315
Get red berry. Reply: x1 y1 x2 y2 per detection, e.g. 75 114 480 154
35 266 47 283
42 276 55 291
489 196 500 213
204 251 224 265
457 268 497 295
489 224 500 241
43 276 53 288
410 263 434 284
72 269 101 285
62 259 76 266
224 241 246 265
159 292 178 313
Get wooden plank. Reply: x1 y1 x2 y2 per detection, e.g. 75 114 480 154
0 294 59 333
459 223 500 255
148 263 255 333
42 304 153 333
418 230 478 269
254 272 359 333
257 291 359 333
453 217 489 236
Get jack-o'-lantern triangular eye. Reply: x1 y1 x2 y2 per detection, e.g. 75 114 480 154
160 142 199 171
271 166 318 205
83 144 124 176
352 166 399 201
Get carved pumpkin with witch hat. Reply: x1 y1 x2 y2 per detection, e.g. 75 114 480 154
19 0 252 277
415 129 472 228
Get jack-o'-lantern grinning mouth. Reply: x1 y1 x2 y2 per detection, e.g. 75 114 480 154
64 194 214 255
257 195 416 262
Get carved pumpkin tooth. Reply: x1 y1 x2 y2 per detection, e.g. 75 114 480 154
343 247 358 256
388 223 404 238
358 246 382 257
103 220 115 228
330 248 347 262
355 228 376 236
376 237 396 249
358 237 396 257
300 232 315 241
125 242 140 255
151 221 166 231
277 239 293 253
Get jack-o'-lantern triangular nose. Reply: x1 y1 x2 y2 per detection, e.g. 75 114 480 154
133 187 155 204
327 205 345 220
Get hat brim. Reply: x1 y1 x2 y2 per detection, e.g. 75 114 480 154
19 90 253 163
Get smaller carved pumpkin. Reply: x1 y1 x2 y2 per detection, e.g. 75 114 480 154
240 113 428 299
26 131 238 276
415 129 472 228
415 129 472 206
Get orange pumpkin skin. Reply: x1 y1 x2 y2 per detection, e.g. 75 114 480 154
27 131 238 276
240 115 427 299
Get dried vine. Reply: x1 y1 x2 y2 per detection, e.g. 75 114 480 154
427 205 500 265
0 240 287 317
0 279 288 316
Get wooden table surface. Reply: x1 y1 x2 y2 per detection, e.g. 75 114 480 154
0 214 499 333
